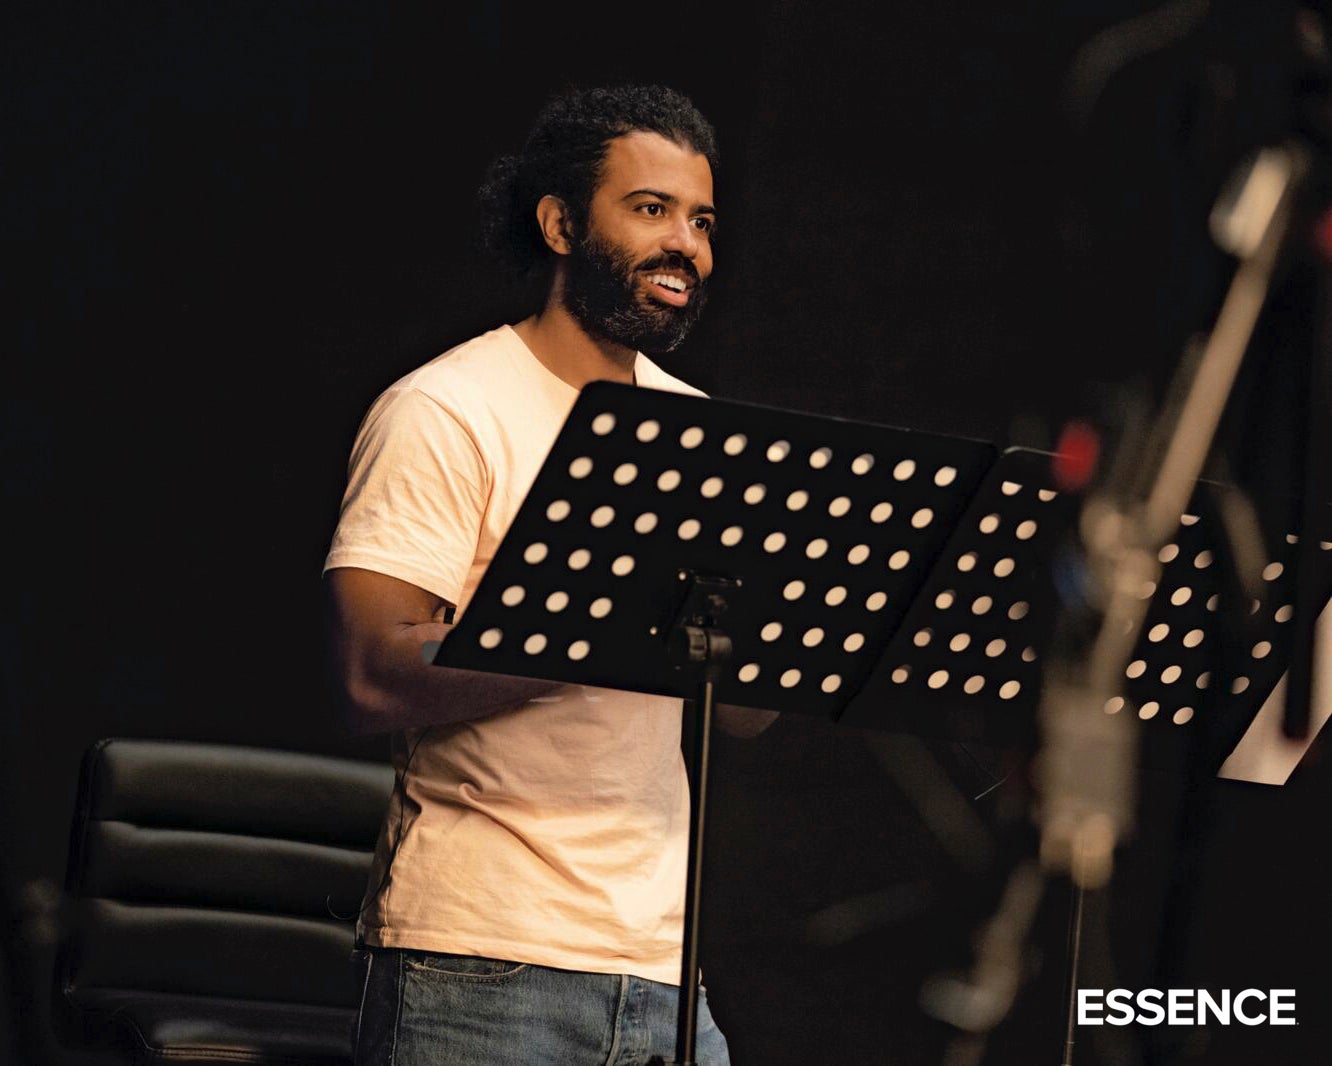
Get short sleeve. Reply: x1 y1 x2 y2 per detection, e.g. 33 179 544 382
323 387 489 606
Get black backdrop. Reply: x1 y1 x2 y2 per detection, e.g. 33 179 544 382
6 2 1331 1064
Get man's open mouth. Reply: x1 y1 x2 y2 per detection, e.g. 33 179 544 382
643 272 692 307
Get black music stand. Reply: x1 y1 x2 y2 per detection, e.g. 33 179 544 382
432 383 1330 1064
434 381 1000 1065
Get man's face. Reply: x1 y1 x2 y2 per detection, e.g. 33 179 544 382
561 131 716 355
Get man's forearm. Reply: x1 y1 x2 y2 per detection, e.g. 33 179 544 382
342 621 561 735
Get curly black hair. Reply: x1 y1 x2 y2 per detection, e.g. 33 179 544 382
478 84 718 278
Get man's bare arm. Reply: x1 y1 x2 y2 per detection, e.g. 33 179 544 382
325 567 559 735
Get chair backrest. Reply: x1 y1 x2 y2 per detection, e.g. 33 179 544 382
55 738 394 1065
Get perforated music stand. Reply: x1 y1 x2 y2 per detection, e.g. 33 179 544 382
432 384 1331 1064
434 381 998 1065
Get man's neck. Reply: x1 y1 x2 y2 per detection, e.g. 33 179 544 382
512 291 637 392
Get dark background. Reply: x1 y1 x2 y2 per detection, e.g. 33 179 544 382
5 1 1331 1063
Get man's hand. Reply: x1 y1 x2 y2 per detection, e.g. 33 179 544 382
715 705 779 738
326 567 559 735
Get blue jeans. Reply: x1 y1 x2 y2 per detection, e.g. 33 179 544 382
353 949 731 1066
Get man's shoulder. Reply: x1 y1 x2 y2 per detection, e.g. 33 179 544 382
394 326 524 403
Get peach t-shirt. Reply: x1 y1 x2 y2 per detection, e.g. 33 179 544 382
324 325 703 984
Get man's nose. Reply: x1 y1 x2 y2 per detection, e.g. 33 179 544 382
660 215 701 259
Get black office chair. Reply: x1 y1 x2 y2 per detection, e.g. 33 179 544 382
55 738 394 1065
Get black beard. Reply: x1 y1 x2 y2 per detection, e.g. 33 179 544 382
561 233 707 356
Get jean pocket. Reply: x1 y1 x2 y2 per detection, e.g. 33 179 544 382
403 951 530 981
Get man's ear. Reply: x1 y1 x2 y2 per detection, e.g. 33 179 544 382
535 195 575 255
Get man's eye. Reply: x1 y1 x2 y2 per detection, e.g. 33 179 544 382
639 202 666 216
692 217 714 234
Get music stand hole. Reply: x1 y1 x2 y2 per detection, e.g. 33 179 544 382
993 557 1015 578
999 680 1021 700
971 595 993 615
680 426 705 449
545 591 569 613
524 633 548 655
590 506 615 528
1016 520 1038 540
852 453 875 475
803 628 825 648
913 628 933 648
1008 601 1029 620
1183 629 1204 648
1001 481 1022 496
1126 659 1147 679
891 666 911 683
723 433 747 456
766 440 791 462
870 502 894 523
1148 624 1169 642
568 549 592 571
760 622 783 642
844 632 866 652
524 542 549 564
828 496 852 518
1252 641 1272 659
589 597 613 619
950 633 971 652
979 514 1001 534
721 525 744 547
1194 550 1214 569
636 419 660 442
547 500 572 522
934 466 957 487
893 459 916 481
806 538 828 559
569 457 593 479
936 590 956 609
743 484 766 505
927 670 949 689
985 638 1006 657
783 580 806 601
1262 562 1284 581
568 640 591 661
738 663 760 682
501 585 525 607
1275 605 1293 623
821 674 843 693
786 489 810 511
1105 696 1124 714
847 544 870 565
634 512 658 534
701 476 724 499
964 675 985 695
479 628 503 649
1159 543 1179 563
888 549 910 570
677 519 701 541
1139 701 1160 720
957 552 978 572
825 585 848 607
1173 707 1194 725
1161 665 1182 684
911 508 934 529
1170 586 1193 606
780 669 802 688
591 413 616 436
764 532 787 553
866 591 888 611
611 555 635 577
613 463 638 486
810 447 833 469
1232 676 1250 693
657 469 682 492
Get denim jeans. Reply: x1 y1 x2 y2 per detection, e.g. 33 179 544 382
353 949 731 1066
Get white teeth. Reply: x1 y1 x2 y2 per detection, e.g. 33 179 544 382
649 274 686 293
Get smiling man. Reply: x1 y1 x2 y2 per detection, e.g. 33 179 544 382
324 86 761 1064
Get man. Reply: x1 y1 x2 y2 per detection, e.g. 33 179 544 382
325 85 772 1065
